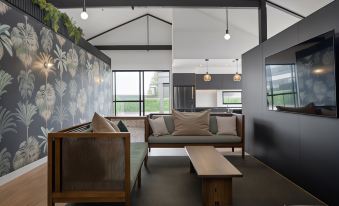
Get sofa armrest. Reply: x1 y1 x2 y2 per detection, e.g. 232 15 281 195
233 113 245 141
145 116 151 142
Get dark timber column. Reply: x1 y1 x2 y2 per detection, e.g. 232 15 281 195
258 0 267 43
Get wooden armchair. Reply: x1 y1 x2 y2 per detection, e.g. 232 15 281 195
48 123 133 206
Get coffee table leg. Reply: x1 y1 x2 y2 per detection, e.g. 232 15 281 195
202 178 232 206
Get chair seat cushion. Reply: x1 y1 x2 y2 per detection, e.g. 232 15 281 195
148 135 242 144
130 142 148 190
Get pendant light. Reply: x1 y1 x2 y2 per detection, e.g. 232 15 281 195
233 59 241 81
203 59 212 82
80 0 88 20
224 8 231 40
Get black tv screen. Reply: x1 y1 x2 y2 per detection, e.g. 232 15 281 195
265 30 337 117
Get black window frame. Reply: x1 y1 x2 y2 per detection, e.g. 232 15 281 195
112 70 170 116
222 91 243 108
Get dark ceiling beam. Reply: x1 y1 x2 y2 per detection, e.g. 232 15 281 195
258 0 267 43
87 13 171 41
49 0 260 8
95 45 172 50
266 1 305 19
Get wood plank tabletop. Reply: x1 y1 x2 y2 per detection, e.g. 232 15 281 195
185 146 243 178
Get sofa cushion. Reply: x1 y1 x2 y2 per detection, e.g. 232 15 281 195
92 113 116 132
148 116 169 136
118 120 128 132
130 142 148 190
107 119 121 132
216 116 237 136
172 110 212 136
148 135 241 144
209 116 218 134
163 115 175 133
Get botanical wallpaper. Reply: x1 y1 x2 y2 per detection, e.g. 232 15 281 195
0 1 112 177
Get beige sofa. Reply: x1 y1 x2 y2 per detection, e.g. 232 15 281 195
145 113 245 158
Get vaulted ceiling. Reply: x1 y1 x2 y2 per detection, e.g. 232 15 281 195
61 0 333 40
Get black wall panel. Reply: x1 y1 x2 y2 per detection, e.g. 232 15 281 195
173 73 196 86
242 1 339 205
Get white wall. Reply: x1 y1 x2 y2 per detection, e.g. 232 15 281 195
104 50 172 70
195 90 217 107
172 59 242 74
172 8 259 60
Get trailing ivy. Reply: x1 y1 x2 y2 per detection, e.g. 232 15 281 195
32 0 83 43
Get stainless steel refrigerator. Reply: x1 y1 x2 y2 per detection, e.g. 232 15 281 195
173 86 195 112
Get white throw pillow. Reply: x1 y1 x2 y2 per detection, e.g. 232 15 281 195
92 112 116 132
149 116 169 137
216 116 237 136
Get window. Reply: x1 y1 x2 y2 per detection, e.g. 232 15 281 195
144 71 170 115
222 91 242 108
113 71 170 116
266 64 298 110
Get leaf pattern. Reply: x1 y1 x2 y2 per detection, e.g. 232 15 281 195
0 23 13 60
68 102 77 125
67 48 78 78
11 16 39 68
15 101 37 128
93 60 100 83
0 70 13 98
35 83 56 124
13 136 40 170
55 34 65 47
69 79 77 99
79 49 86 66
0 2 10 15
0 3 113 177
40 27 53 53
54 79 66 98
86 60 93 82
0 148 11 176
17 69 35 99
52 105 68 129
54 45 67 78
37 127 53 153
0 106 16 142
77 88 87 115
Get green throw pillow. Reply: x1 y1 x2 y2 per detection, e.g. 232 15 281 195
117 120 128 132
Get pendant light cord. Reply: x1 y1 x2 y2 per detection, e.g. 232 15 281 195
236 59 239 73
147 15 150 51
206 59 209 73
226 8 229 32
83 0 86 12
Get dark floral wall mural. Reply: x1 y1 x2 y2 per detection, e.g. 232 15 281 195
0 1 112 177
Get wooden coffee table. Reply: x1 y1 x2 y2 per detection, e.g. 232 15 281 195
185 146 243 206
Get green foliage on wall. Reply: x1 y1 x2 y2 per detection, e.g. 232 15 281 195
31 0 83 43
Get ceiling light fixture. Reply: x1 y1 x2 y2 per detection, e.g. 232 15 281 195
233 59 241 81
80 0 88 20
224 8 231 40
203 59 212 82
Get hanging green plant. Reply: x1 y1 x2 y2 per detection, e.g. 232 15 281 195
61 13 83 44
32 0 83 43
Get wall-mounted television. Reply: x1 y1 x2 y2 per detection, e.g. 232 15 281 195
265 30 337 117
